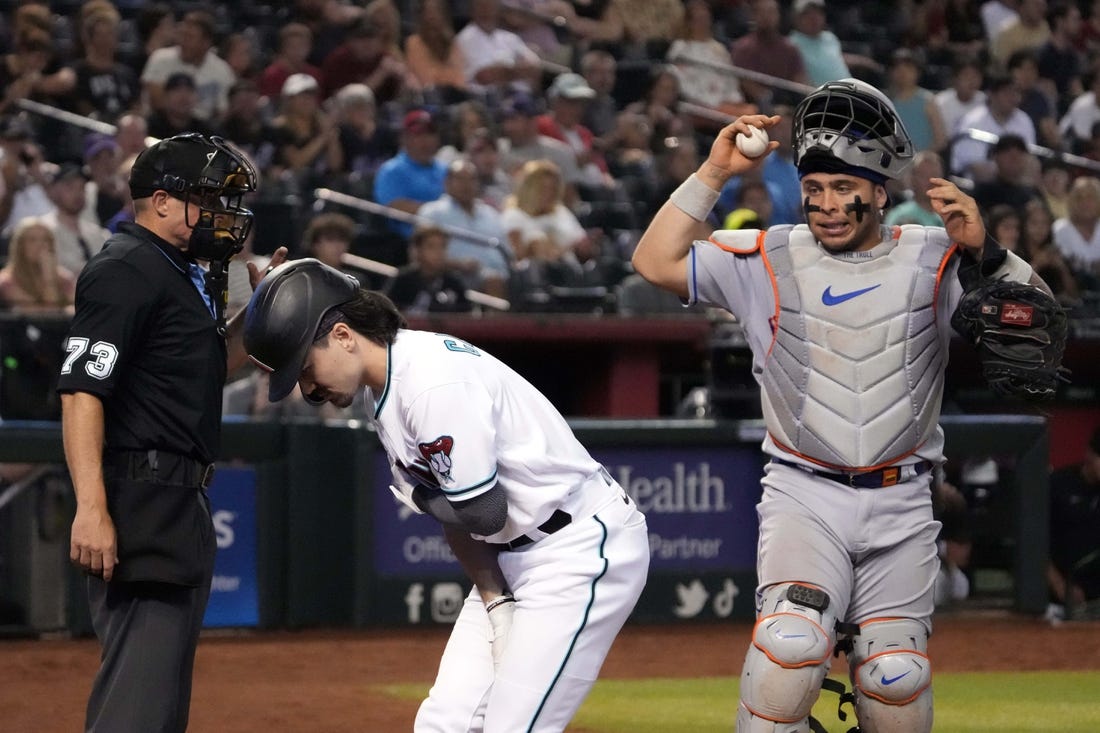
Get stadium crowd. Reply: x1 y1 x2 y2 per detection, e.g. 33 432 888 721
0 0 1097 318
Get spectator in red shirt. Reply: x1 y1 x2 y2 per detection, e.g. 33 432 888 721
319 17 410 103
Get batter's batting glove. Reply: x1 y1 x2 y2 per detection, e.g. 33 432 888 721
486 594 515 673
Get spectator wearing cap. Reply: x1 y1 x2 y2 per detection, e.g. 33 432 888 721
67 3 140 123
972 134 1043 212
788 0 881 87
320 17 410 103
419 159 511 297
272 73 344 190
951 73 1036 181
538 72 615 192
372 110 447 239
730 0 809 109
39 163 111 276
81 134 126 227
454 0 541 93
146 72 215 141
141 9 236 124
496 92 582 198
887 48 947 153
258 22 324 102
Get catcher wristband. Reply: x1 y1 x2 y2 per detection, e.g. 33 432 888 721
670 174 721 222
485 595 515 613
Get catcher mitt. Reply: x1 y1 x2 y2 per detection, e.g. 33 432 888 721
950 279 1069 401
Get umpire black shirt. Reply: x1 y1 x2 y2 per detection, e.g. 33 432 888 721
56 222 226 464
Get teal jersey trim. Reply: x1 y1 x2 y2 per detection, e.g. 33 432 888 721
373 342 393 419
525 515 610 733
440 469 498 498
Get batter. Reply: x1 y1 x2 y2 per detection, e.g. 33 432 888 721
242 259 650 732
631 78 1053 732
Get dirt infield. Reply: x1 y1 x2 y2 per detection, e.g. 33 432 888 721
2 612 1097 733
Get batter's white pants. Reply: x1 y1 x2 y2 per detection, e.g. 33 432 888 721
415 488 650 733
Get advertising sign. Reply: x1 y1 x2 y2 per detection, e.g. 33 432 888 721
203 466 259 628
371 446 765 577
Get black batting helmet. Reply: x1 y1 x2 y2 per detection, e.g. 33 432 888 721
244 258 361 401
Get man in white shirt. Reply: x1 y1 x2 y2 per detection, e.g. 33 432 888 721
935 56 987 142
141 9 235 123
419 160 511 297
455 0 542 94
950 73 1035 181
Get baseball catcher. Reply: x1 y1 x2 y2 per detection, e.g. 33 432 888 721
951 277 1069 401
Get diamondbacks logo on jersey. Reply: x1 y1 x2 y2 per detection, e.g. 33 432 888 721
418 436 455 481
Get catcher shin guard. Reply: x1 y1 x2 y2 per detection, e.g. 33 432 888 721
848 618 932 733
737 584 836 731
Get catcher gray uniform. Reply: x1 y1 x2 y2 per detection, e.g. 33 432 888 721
631 79 1046 733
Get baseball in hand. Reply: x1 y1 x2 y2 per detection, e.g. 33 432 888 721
736 126 770 158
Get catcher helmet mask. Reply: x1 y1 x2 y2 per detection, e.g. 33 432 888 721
244 258 361 401
129 132 257 262
793 78 914 182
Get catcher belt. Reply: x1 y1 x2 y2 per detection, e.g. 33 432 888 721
773 458 933 488
105 449 216 490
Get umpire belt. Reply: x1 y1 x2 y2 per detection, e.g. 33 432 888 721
105 449 216 490
772 458 933 488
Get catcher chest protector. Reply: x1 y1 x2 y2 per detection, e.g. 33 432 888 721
950 279 1069 401
758 224 954 469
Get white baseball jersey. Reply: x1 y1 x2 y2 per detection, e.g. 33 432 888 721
370 330 651 732
367 329 606 545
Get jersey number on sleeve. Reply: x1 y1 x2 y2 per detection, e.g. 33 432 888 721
443 338 480 356
61 337 120 380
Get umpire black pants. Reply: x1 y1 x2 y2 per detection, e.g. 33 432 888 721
84 489 217 733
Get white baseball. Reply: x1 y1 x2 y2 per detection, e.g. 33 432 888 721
736 126 769 158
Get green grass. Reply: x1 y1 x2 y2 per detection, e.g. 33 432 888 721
382 671 1100 732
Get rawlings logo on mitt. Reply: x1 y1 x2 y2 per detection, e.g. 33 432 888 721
950 279 1069 401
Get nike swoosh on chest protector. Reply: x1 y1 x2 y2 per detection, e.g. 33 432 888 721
821 284 882 306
